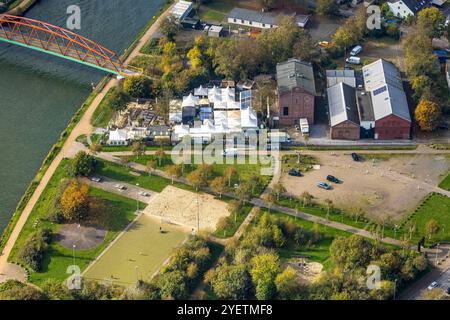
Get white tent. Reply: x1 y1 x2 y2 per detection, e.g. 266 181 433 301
182 93 199 107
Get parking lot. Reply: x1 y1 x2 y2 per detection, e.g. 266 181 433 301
281 152 450 220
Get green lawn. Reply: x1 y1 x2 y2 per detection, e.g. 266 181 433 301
9 160 143 286
91 87 117 128
84 214 188 285
400 193 450 244
438 173 450 191
212 196 253 239
265 210 352 269
126 154 272 189
96 158 191 193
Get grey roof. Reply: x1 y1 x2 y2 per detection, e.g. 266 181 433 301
356 90 374 122
362 59 411 122
389 0 431 13
326 69 356 88
228 7 309 27
276 58 316 94
228 7 277 26
327 82 360 127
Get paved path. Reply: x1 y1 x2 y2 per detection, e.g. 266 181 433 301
0 3 176 283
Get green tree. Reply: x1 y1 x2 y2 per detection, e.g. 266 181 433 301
330 236 377 272
160 16 180 40
146 159 157 176
208 264 251 299
317 0 339 17
425 219 440 240
41 279 73 300
235 182 253 204
165 164 182 184
417 7 446 39
156 271 189 300
187 169 208 191
275 267 302 299
250 253 280 300
210 176 227 198
224 166 238 187
155 147 166 167
272 183 286 201
123 76 151 98
131 141 145 158
227 200 242 223
69 151 97 177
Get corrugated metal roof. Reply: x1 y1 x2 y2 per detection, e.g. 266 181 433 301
327 82 360 127
276 58 315 94
362 59 411 122
326 69 356 88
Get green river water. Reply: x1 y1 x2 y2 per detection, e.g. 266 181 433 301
0 0 164 232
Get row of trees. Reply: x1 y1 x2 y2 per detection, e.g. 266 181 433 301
404 8 448 131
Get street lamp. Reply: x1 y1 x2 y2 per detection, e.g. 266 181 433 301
72 244 76 266
393 279 397 300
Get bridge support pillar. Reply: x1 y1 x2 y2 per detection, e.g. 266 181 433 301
117 75 125 93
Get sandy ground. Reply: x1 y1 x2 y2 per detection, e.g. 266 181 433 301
285 260 323 284
143 186 230 232
281 153 450 221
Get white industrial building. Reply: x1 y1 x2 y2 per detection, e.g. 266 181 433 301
170 0 193 21
387 0 431 19
227 7 309 29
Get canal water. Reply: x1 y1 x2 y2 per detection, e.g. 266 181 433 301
0 0 164 232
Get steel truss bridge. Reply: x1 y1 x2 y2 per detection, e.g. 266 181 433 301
0 14 138 76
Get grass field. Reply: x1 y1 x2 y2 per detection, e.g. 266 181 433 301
8 160 142 285
84 215 188 285
96 158 192 193
90 87 117 128
400 193 450 244
438 173 450 191
126 154 272 188
263 210 352 269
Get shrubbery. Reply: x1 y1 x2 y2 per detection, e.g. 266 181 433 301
18 228 52 272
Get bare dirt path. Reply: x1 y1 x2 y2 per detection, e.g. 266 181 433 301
0 3 176 283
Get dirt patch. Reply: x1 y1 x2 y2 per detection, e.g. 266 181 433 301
142 186 230 232
285 259 323 284
281 153 450 221
56 224 106 250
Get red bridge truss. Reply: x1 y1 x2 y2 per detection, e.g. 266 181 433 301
0 14 137 76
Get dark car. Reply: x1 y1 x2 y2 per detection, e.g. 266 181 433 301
317 182 332 190
438 122 449 130
326 175 341 183
352 153 362 162
288 169 303 177
446 287 450 295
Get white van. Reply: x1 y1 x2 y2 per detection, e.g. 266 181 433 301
346 56 361 65
350 45 362 56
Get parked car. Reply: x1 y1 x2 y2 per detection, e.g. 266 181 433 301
139 191 151 197
288 169 303 177
346 56 361 65
350 45 362 56
446 287 450 295
317 182 332 190
427 282 438 290
326 175 341 184
90 176 102 183
114 184 126 190
438 122 449 130
351 153 362 162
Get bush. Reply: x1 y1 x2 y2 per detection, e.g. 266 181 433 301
18 228 51 271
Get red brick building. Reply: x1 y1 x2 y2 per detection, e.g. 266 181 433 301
328 82 360 140
362 59 411 140
375 114 411 140
276 59 316 126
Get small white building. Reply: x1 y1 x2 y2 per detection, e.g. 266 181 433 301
108 129 129 146
387 0 431 19
227 7 309 29
170 0 193 21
